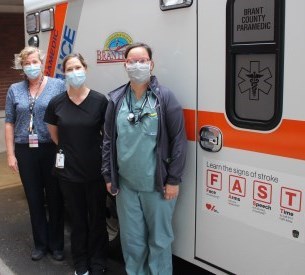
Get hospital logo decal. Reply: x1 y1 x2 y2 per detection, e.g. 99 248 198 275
97 32 133 64
238 61 272 100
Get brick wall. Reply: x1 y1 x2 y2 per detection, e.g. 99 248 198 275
0 13 25 110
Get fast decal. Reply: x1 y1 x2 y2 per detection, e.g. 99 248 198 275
203 160 305 243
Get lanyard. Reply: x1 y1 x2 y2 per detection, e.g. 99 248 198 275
28 76 44 133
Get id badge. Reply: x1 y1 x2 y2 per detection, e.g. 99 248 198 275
29 134 39 148
56 152 65 169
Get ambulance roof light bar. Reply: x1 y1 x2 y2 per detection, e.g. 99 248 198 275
160 0 193 11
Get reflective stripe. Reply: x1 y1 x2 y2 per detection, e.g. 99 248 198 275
184 109 305 161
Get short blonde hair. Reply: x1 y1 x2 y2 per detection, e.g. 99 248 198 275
14 46 44 69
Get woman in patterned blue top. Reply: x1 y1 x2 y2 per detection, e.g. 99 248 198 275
5 47 66 261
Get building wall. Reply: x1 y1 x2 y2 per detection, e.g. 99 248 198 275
0 12 24 152
0 13 25 110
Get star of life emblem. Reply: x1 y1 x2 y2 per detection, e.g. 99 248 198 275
238 61 272 100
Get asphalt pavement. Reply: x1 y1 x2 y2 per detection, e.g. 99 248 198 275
0 152 126 275
0 152 211 275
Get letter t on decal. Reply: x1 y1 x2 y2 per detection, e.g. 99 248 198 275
280 187 302 212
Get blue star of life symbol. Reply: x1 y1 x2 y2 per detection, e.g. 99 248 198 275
238 61 272 100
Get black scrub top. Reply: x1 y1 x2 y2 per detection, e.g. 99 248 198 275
44 90 108 182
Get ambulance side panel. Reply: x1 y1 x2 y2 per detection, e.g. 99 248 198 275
196 0 305 274
23 1 305 274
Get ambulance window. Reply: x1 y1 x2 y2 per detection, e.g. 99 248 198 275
160 0 193 11
26 12 40 34
40 8 54 32
226 0 285 130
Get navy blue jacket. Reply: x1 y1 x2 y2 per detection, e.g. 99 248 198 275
101 76 187 193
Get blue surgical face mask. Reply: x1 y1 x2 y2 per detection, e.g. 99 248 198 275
126 62 151 84
23 64 42 80
65 70 86 88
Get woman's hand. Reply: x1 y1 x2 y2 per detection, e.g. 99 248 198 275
106 182 119 196
164 184 179 200
7 155 18 173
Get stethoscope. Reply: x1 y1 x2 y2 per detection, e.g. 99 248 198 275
126 90 152 124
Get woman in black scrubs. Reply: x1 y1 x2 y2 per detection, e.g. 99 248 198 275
44 53 108 275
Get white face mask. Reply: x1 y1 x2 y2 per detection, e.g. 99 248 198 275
23 64 42 79
65 70 86 88
126 62 151 84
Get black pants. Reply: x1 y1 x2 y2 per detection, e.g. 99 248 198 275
59 178 109 272
15 143 64 252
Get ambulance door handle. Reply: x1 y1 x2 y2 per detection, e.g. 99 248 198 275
201 137 218 145
199 126 222 152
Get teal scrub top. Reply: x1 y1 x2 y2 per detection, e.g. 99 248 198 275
116 88 158 192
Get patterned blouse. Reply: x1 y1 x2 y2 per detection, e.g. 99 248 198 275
5 77 66 143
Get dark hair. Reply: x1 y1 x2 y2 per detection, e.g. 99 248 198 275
62 53 88 72
124 42 153 59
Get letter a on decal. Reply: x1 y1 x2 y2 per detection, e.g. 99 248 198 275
232 180 242 193
229 175 246 196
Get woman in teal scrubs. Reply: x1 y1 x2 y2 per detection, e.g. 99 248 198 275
102 42 187 275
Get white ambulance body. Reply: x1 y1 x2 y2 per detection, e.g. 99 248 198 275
23 0 305 274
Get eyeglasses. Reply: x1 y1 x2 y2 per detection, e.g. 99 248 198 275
125 58 151 65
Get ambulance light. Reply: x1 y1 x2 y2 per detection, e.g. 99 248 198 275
28 35 39 48
40 8 54 32
160 0 192 11
26 12 40 34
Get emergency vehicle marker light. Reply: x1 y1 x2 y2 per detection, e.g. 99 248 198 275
160 0 192 11
40 8 54 32
28 35 39 48
26 12 40 34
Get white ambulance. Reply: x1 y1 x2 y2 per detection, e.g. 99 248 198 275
23 0 305 274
